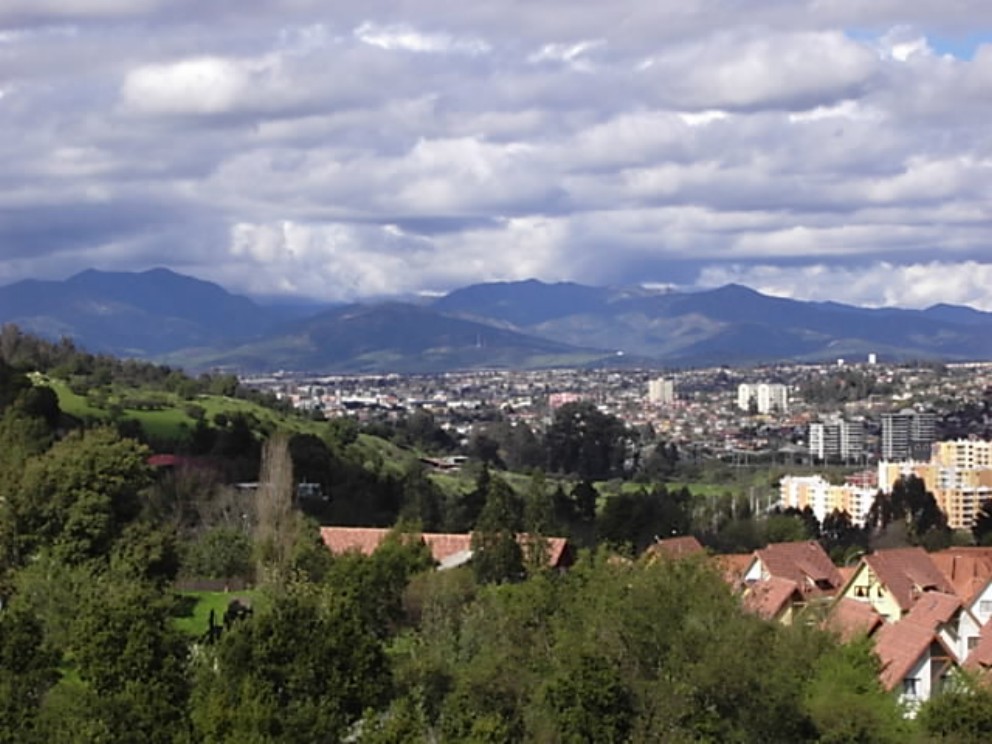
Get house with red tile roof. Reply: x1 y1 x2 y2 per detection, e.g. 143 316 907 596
902 591 982 663
742 577 804 624
838 547 955 623
823 597 884 642
743 541 843 597
318 526 573 570
931 547 992 628
874 618 956 713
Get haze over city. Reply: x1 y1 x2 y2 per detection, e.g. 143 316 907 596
2 2 992 307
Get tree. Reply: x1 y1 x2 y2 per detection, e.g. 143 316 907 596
544 652 635 743
0 605 59 743
9 428 152 566
60 576 190 743
973 499 992 546
471 477 524 585
191 583 390 742
866 476 951 549
254 432 299 580
803 636 907 743
917 674 992 742
545 401 630 480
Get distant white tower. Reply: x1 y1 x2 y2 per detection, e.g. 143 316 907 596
647 377 676 405
868 353 877 365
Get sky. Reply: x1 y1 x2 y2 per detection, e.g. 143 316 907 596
2 2 992 309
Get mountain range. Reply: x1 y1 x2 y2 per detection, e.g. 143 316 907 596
3 268 992 372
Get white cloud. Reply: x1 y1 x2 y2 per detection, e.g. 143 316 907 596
121 57 258 115
697 261 992 310
353 22 490 55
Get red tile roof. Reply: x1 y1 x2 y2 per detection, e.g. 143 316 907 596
318 527 571 568
964 621 992 672
903 592 962 632
931 548 992 605
644 536 705 562
863 547 955 613
874 620 938 691
743 577 802 621
714 553 754 588
825 597 884 642
753 541 843 596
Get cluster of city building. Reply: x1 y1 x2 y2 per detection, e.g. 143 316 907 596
246 360 992 528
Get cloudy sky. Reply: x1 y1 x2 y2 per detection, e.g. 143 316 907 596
2 1 992 308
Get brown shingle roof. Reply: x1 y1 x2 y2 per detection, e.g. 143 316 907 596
874 620 948 691
753 541 843 596
863 547 955 613
825 597 884 642
318 527 571 568
743 577 802 621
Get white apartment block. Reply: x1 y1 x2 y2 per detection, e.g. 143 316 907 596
779 474 875 526
737 383 788 414
647 377 676 405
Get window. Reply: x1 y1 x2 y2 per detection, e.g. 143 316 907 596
903 678 919 697
855 586 868 598
980 600 992 615
969 637 980 651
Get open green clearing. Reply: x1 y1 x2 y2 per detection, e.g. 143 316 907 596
35 374 333 442
172 590 258 639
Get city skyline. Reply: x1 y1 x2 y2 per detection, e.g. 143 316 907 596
2 3 992 307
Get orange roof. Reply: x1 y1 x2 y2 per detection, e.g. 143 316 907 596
743 577 802 621
874 620 948 691
825 597 884 642
903 592 962 631
753 541 843 596
644 535 705 561
318 526 571 568
931 548 992 605
863 547 955 613
965 621 992 672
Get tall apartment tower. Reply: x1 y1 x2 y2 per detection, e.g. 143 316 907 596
737 383 788 414
881 409 936 461
809 418 865 463
647 377 676 405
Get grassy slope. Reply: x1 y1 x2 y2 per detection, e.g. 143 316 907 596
36 374 330 442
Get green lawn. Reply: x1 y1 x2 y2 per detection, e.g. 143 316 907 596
172 590 257 638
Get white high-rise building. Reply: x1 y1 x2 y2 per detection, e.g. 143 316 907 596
737 383 788 414
647 377 676 405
